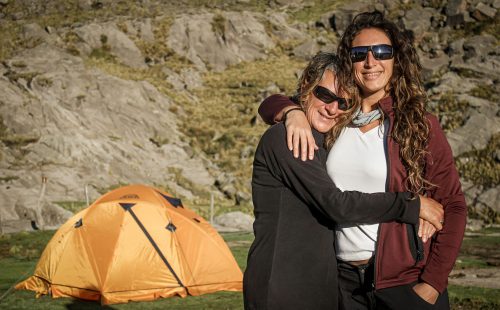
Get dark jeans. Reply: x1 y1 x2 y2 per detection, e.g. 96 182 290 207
338 259 376 310
337 259 450 310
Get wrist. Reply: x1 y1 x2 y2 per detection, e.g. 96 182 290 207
283 107 303 122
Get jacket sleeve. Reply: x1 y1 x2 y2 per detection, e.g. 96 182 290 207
254 124 420 225
420 115 468 293
258 94 298 125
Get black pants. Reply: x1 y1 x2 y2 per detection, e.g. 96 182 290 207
337 260 450 310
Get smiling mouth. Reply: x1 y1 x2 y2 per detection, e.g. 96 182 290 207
363 72 382 80
319 113 336 120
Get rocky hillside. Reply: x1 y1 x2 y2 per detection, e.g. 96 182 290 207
0 0 498 232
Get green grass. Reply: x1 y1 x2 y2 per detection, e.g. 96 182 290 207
449 285 500 310
1 229 500 309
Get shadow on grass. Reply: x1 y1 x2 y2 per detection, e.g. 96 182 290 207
65 299 116 309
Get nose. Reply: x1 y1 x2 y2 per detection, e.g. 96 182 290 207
325 101 339 115
364 51 376 67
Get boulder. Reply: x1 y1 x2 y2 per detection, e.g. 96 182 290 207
428 71 475 95
447 110 500 156
418 51 450 81
267 12 307 41
167 12 275 72
235 191 251 205
463 34 497 61
472 2 497 20
73 22 147 69
477 186 500 215
466 218 485 231
164 67 203 91
401 7 435 40
214 211 254 231
330 1 375 35
22 23 49 44
445 0 468 27
292 38 321 60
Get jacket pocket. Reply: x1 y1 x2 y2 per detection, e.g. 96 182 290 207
406 223 424 265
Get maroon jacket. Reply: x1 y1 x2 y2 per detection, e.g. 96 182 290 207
259 94 467 293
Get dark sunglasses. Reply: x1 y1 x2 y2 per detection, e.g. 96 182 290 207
313 86 350 111
350 44 394 63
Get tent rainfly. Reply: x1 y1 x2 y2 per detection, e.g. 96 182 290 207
16 184 243 304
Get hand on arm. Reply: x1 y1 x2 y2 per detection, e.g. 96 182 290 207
283 108 318 161
418 219 437 243
418 195 444 231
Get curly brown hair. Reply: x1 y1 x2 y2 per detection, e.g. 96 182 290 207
328 11 433 193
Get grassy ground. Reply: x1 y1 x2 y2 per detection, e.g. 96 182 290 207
1 228 500 309
0 231 251 309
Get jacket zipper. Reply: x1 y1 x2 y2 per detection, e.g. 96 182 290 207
373 117 392 290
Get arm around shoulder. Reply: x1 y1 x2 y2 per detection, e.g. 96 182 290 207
258 94 297 125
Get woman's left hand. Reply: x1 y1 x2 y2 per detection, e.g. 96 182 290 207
412 282 439 304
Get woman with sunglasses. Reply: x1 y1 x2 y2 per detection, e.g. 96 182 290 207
245 52 444 310
258 11 466 310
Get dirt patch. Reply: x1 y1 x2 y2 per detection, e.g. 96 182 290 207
449 267 500 289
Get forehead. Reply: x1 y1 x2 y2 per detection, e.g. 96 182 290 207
352 27 391 46
317 69 337 89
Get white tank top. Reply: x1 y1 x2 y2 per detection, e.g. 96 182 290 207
327 123 387 261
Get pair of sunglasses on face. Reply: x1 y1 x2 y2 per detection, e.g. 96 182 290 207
313 86 350 111
350 44 394 63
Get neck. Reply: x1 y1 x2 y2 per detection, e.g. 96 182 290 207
361 98 380 113
361 91 387 112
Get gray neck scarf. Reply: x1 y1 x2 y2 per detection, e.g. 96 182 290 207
351 108 382 127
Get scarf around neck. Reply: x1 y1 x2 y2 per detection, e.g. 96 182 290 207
351 108 382 127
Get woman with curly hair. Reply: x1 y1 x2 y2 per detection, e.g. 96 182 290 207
258 11 466 310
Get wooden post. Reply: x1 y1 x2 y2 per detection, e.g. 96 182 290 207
85 184 90 207
36 176 47 229
210 192 214 225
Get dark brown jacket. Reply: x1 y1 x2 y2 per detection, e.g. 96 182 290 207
258 95 467 294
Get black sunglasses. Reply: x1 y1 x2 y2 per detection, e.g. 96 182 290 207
313 86 350 111
350 44 394 63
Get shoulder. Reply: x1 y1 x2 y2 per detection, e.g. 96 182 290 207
424 112 453 157
424 112 446 139
259 123 288 153
425 112 440 128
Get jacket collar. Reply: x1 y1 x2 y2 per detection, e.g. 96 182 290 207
378 96 394 115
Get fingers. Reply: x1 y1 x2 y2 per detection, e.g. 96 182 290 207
418 196 444 231
420 220 437 243
307 131 315 160
418 218 423 238
287 127 293 151
300 130 308 161
285 111 315 160
292 131 300 158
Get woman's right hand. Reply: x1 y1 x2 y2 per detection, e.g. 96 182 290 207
418 219 437 243
418 196 444 231
284 108 317 161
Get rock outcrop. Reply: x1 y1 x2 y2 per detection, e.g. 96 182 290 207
0 0 498 232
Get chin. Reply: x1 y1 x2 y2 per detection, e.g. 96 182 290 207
313 123 334 133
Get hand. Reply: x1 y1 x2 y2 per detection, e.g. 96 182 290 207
284 109 317 161
418 219 437 243
412 282 439 304
418 196 444 231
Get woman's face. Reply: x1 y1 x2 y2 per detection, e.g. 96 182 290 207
351 27 394 101
305 70 345 133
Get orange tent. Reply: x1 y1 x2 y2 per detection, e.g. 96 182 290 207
16 184 243 304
